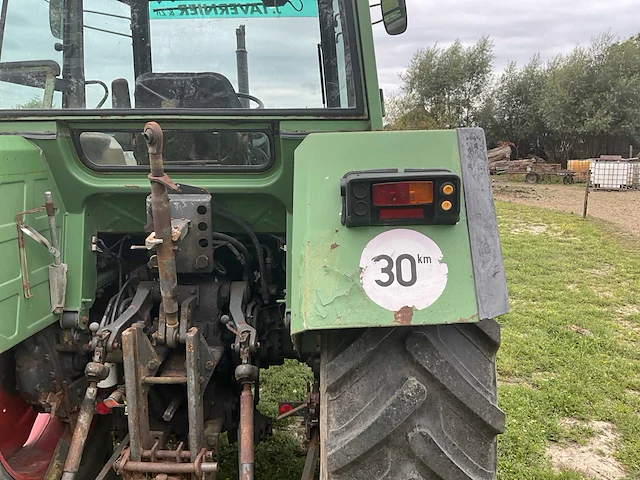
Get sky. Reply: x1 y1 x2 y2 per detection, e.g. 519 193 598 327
371 0 640 94
0 0 351 109
1 0 638 108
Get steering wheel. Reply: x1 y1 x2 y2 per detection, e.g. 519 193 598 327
237 92 264 109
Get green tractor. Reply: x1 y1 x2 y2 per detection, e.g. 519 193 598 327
0 0 509 478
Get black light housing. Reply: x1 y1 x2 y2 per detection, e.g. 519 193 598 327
341 169 461 227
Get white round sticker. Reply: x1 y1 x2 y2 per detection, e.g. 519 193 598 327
359 229 448 312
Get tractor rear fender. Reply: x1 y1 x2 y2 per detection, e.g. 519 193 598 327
289 128 509 335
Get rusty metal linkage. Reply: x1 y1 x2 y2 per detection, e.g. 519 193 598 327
62 337 110 480
60 384 97 480
143 122 180 344
115 447 218 477
301 427 319 480
15 206 46 298
186 327 205 462
239 383 255 480
122 323 163 462
231 283 259 480
95 435 130 480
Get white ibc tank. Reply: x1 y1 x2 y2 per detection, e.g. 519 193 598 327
592 162 631 190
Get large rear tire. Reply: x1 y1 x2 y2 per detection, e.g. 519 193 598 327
320 321 504 480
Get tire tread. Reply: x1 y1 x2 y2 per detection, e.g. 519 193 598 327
321 320 503 480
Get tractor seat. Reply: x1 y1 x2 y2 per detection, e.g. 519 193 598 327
132 73 249 165
134 72 242 109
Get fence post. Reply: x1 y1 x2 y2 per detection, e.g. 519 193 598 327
583 169 591 219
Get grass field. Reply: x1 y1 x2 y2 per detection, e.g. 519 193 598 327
217 201 640 480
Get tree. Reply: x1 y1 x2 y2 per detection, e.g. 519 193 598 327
391 32 640 163
14 96 46 109
479 56 549 156
388 37 494 130
539 34 640 159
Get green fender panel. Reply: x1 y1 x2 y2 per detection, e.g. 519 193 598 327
290 130 489 335
0 136 64 353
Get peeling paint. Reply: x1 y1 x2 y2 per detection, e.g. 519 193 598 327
394 306 414 325
330 243 339 250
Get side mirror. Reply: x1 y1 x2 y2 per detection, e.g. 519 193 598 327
381 0 408 36
49 0 64 40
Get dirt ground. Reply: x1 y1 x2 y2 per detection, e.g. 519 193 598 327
547 419 626 480
492 180 640 237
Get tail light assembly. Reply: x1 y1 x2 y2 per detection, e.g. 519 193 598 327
341 169 461 227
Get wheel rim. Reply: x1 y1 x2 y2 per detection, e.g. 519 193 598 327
0 390 62 480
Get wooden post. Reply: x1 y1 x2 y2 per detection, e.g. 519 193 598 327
583 169 591 219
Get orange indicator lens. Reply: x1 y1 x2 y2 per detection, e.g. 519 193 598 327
441 200 453 211
442 183 455 195
372 181 434 206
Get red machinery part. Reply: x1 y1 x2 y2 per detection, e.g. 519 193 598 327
278 403 294 416
0 390 62 480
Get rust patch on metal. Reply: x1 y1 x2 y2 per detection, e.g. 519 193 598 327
330 243 339 250
394 306 414 325
456 314 479 323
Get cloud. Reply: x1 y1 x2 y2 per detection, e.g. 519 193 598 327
372 0 639 93
2 0 636 109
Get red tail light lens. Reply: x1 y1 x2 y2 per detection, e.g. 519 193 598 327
379 207 424 220
373 181 434 206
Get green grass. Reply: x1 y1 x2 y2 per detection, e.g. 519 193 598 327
219 201 640 479
496 201 640 479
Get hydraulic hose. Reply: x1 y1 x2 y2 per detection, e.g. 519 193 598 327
211 208 269 303
212 232 252 281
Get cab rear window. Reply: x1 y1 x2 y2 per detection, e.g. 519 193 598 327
77 130 272 171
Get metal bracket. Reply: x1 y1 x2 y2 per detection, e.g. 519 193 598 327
122 323 164 461
98 281 157 352
229 281 257 354
178 294 198 344
148 172 181 192
171 218 190 242
16 197 67 313
144 232 164 250
19 223 60 258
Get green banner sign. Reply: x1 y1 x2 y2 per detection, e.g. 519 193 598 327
149 1 318 19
